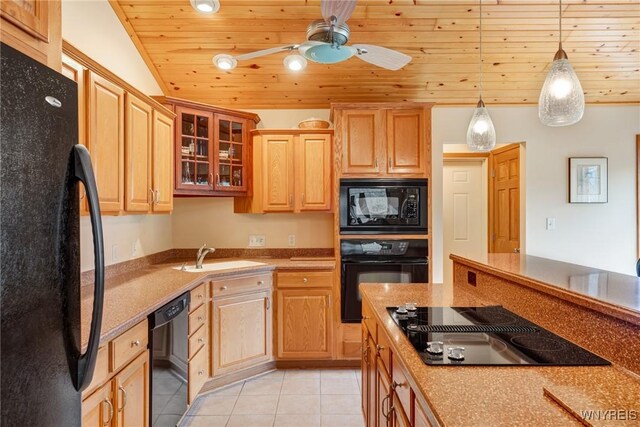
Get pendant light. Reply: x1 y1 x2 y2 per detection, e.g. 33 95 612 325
538 0 584 126
466 0 496 152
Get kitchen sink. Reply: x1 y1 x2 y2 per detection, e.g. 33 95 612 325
173 260 267 273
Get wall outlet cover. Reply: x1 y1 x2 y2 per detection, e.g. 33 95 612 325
288 234 296 247
112 244 119 262
249 235 266 247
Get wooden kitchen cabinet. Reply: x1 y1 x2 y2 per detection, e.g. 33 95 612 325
275 270 334 360
87 71 125 214
361 323 377 427
155 97 259 197
0 0 61 70
151 111 175 212
114 352 149 427
333 103 432 178
82 381 113 427
234 130 333 213
125 93 153 213
276 289 332 359
211 290 272 376
188 281 209 403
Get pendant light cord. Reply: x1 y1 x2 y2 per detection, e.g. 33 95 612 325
479 0 483 100
559 0 563 50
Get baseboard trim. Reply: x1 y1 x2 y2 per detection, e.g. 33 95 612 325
276 359 360 369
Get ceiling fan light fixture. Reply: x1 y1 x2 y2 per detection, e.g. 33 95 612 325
538 0 584 127
283 54 308 71
213 54 237 71
190 0 220 14
302 43 354 64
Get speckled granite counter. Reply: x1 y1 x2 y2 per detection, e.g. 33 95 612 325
451 253 640 326
361 283 640 426
81 257 335 349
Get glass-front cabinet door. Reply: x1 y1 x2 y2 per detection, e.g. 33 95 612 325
215 114 247 192
176 107 214 192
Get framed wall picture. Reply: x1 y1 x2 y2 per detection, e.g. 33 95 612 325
569 157 608 203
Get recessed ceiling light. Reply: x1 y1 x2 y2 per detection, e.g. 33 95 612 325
190 0 220 14
212 54 237 71
283 54 308 72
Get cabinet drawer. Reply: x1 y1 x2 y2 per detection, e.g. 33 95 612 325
392 358 411 416
211 273 272 298
82 345 109 398
377 327 391 374
190 283 207 311
110 319 148 372
188 323 207 360
188 303 206 336
362 303 376 342
276 271 333 288
188 345 208 404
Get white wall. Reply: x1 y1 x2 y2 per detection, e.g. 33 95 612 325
61 0 162 95
63 0 171 271
432 105 640 279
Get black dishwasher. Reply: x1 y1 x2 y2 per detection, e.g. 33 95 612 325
148 292 190 426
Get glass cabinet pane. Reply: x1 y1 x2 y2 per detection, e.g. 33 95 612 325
231 122 243 142
196 115 209 138
219 120 230 141
181 161 194 184
196 139 208 157
196 163 210 186
182 137 195 158
218 164 231 187
231 144 242 161
232 166 243 187
182 114 195 136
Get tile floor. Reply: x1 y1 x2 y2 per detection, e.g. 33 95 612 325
153 367 189 427
180 369 365 427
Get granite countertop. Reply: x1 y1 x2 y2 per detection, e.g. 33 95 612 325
81 257 335 349
360 283 640 427
451 253 640 326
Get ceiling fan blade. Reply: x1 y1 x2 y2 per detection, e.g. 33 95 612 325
351 44 412 71
321 0 357 26
235 45 296 61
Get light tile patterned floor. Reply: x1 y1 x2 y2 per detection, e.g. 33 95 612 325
153 367 188 427
181 369 365 427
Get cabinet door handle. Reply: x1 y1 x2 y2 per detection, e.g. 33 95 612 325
216 173 220 184
388 158 392 169
149 188 154 204
381 395 390 420
375 157 378 169
155 190 160 204
301 193 305 205
208 173 213 185
118 385 127 412
266 297 271 310
328 295 332 307
289 194 293 206
102 399 113 426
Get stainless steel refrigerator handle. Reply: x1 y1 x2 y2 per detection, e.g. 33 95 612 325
72 144 105 392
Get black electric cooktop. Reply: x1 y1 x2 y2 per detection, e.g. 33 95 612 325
387 306 611 366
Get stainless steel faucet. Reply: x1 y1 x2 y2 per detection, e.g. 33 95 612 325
196 244 216 268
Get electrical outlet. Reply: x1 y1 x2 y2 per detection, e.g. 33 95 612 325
132 242 138 257
249 235 266 247
546 217 556 231
112 244 119 262
288 234 296 247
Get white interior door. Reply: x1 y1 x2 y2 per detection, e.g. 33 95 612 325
443 159 487 283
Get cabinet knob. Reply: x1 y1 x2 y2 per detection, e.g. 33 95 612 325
198 369 205 376
198 338 204 343
220 286 228 291
197 293 203 299
376 344 384 354
303 277 308 283
131 340 140 347
257 280 264 286
198 316 203 321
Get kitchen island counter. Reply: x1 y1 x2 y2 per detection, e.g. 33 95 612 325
360 283 640 426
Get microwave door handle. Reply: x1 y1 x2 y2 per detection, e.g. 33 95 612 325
72 144 105 392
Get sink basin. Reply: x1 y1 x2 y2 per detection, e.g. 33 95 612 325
173 260 267 273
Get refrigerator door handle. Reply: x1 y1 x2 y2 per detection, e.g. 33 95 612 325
72 144 105 392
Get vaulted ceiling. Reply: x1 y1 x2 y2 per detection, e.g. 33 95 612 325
111 0 640 109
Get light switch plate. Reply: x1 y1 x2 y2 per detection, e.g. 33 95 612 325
546 217 556 230
249 235 266 247
288 235 296 247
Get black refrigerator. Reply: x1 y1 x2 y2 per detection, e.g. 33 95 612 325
1 43 105 425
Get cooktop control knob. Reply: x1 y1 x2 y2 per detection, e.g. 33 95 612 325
447 347 465 361
426 341 444 355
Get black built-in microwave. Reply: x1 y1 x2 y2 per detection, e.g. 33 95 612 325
339 178 428 234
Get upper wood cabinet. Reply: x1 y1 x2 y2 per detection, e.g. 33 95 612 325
87 71 125 214
154 97 260 197
0 0 61 70
125 94 153 213
234 130 333 214
62 46 175 216
332 103 432 178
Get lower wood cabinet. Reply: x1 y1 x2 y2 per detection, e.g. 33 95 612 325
188 282 209 404
82 350 149 427
211 290 272 376
361 324 377 427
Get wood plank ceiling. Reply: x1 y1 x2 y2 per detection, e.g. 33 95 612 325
111 0 640 109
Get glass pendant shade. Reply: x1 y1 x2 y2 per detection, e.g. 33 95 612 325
466 99 497 152
538 49 585 126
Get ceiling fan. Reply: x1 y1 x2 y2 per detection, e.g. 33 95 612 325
212 0 412 71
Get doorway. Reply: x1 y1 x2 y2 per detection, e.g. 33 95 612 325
443 158 488 284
